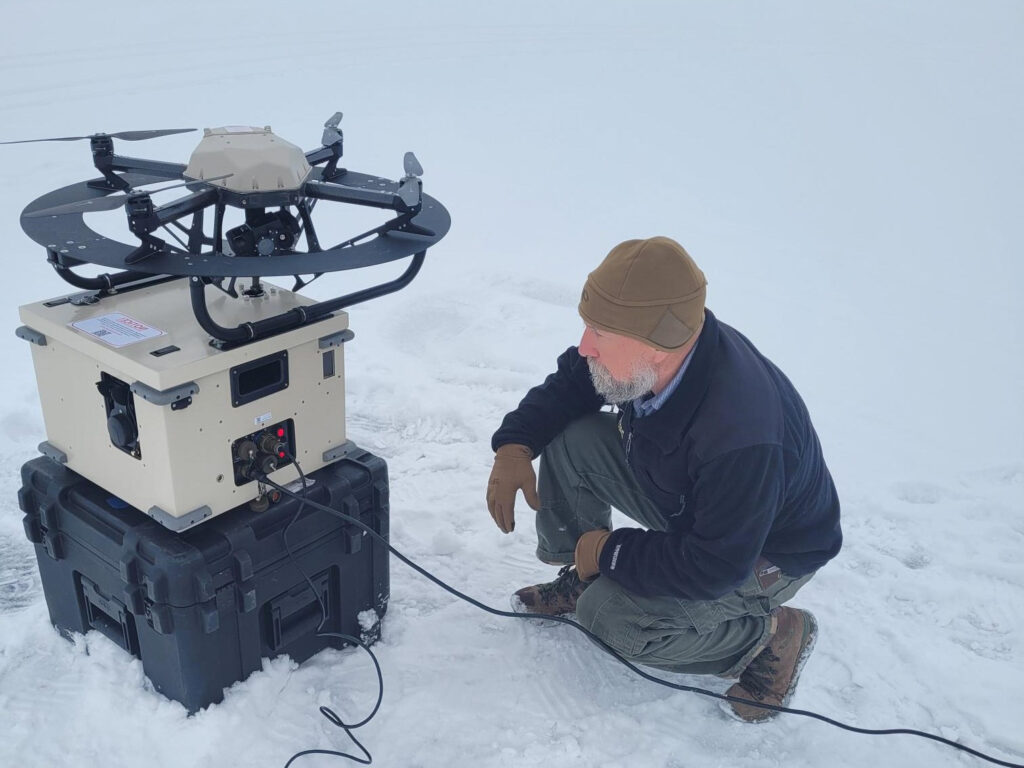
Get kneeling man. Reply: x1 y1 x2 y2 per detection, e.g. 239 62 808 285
487 237 842 721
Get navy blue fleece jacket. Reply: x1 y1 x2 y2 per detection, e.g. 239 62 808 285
491 309 842 600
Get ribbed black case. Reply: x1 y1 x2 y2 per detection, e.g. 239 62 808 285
19 448 389 713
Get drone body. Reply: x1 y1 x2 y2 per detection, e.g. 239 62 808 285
14 112 449 344
184 126 311 193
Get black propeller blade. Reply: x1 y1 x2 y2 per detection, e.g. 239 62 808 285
27 196 138 217
404 151 423 177
105 129 197 141
0 128 196 145
321 112 343 146
26 174 232 217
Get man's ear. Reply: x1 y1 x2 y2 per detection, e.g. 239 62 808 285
649 348 671 365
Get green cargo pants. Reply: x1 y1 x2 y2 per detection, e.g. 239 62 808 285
536 411 813 677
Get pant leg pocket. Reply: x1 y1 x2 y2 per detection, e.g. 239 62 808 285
580 585 645 657
675 598 728 636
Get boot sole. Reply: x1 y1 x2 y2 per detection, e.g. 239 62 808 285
719 609 819 724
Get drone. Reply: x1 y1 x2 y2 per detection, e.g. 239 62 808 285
7 113 450 346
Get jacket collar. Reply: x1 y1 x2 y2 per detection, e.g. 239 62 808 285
629 308 719 451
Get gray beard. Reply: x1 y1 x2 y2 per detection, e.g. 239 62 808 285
587 358 658 405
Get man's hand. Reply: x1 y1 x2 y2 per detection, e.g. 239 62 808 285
486 443 540 533
574 529 611 580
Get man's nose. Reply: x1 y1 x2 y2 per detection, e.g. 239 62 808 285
578 327 597 357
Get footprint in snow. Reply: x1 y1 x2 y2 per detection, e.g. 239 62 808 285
868 540 932 571
900 546 932 570
347 412 474 446
951 635 1013 661
968 463 1024 486
891 481 958 505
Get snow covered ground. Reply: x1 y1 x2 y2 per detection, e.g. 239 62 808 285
1 2 1022 766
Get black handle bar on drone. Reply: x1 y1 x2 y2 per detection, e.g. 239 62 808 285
47 252 167 293
189 251 426 345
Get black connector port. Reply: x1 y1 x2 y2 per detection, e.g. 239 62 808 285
231 419 296 485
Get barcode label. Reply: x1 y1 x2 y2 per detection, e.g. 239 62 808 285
70 313 165 348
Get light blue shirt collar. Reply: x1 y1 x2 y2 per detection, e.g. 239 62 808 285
632 337 699 418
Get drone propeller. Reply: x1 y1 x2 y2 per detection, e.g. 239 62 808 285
404 151 423 177
0 128 196 145
26 174 232 217
397 151 424 207
321 112 343 146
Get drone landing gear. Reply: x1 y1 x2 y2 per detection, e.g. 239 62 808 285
46 248 176 297
191 250 426 350
124 236 166 265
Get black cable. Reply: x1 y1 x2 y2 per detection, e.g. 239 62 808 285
276 456 378 767
261 463 1023 768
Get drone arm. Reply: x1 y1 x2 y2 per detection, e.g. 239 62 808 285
305 179 409 211
305 146 338 166
120 188 219 239
120 188 220 266
88 154 186 192
152 188 220 224
305 145 345 179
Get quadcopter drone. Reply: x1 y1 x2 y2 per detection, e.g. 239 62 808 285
9 113 450 346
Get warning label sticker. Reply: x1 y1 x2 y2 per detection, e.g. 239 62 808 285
71 313 165 348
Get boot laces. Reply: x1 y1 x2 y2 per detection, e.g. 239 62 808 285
538 565 582 601
739 648 781 701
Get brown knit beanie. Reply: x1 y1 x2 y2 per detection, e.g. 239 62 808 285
578 237 707 352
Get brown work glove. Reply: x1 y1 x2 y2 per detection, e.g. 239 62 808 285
574 529 611 581
486 443 540 533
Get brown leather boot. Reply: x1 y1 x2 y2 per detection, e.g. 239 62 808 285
510 565 590 617
725 607 818 723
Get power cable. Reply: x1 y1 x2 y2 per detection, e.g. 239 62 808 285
275 455 376 767
258 460 1023 768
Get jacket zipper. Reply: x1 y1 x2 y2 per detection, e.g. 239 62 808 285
619 407 635 467
625 418 634 465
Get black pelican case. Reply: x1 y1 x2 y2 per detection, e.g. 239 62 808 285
18 447 389 713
